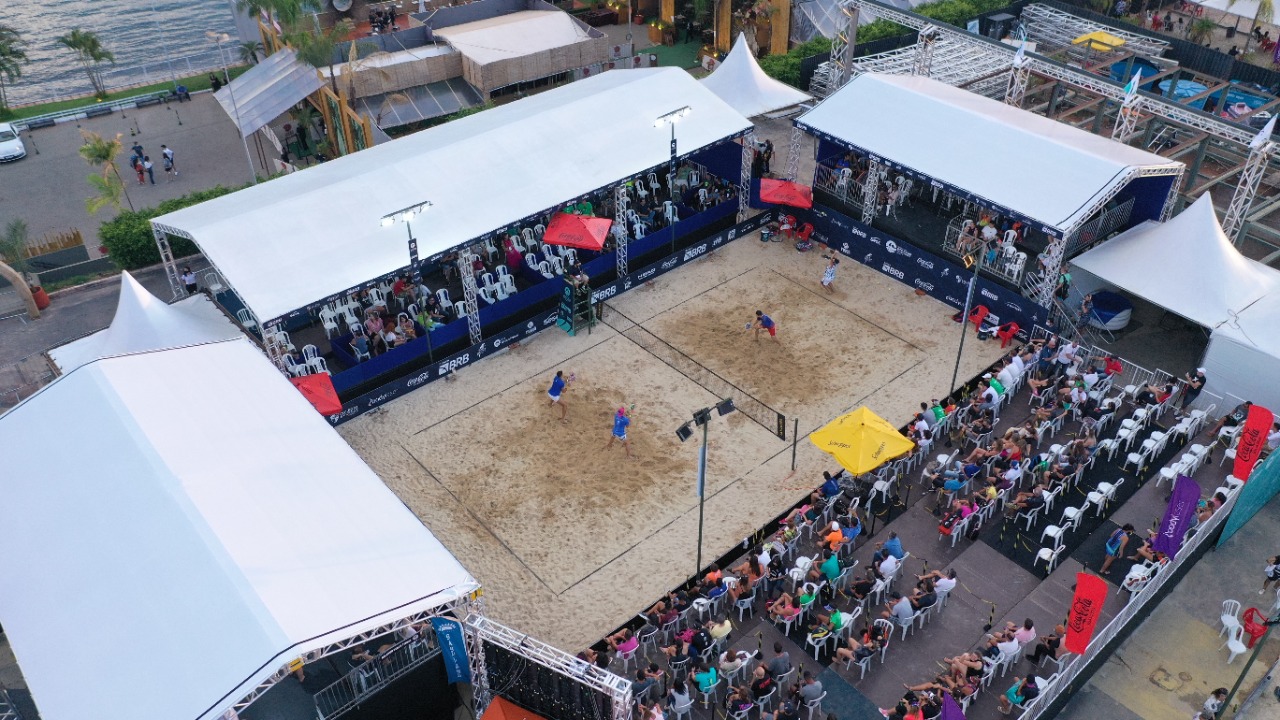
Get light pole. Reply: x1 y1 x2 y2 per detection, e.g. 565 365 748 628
149 2 180 92
676 398 735 577
949 236 991 394
381 199 433 267
207 31 257 186
655 106 691 256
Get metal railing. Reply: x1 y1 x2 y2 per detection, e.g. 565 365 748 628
1021 483 1238 719
813 163 863 211
939 215 1030 286
10 49 229 108
313 629 442 720
1063 198 1134 258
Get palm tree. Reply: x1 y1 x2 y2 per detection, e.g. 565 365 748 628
78 131 134 214
0 219 39 319
56 28 114 98
237 0 309 33
239 40 264 65
1230 0 1275 52
342 38 385 101
0 24 29 115
288 19 355 95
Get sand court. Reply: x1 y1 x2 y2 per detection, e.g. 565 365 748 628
340 231 1008 650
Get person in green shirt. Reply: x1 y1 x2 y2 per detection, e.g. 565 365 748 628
693 662 719 693
820 552 841 583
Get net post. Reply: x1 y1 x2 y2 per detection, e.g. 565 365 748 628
790 417 799 471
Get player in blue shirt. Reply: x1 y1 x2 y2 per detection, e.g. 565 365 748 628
547 370 570 423
604 406 633 458
752 310 779 344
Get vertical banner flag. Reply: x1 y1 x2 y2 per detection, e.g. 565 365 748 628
430 617 472 684
941 690 968 720
1153 475 1201 558
1064 572 1108 654
1233 405 1275 481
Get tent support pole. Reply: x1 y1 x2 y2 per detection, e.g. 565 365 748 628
783 124 804 182
860 160 883 226
1222 141 1274 243
614 184 629 277
1160 167 1186 221
738 130 755 223
151 225 185 301
459 253 483 346
1004 57 1031 108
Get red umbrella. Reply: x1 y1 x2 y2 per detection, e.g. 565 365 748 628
759 178 814 209
290 373 343 415
542 212 613 251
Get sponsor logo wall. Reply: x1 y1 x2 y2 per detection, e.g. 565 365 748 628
327 212 773 426
803 205 1046 334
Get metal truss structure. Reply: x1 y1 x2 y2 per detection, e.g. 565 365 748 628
1004 53 1031 107
911 25 942 77
846 36 1012 91
229 593 483 717
1111 93 1143 142
151 222 195 302
613 184 629 276
831 1 858 91
1020 3 1171 59
783 124 805 182
465 615 632 720
1223 141 1275 240
459 251 483 346
860 160 884 225
461 596 492 714
739 131 756 222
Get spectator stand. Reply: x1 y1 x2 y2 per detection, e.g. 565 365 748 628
583 332 1244 718
150 68 759 403
789 72 1183 324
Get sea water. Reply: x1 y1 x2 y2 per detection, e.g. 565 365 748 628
5 0 239 106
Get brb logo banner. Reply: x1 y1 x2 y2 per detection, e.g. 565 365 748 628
798 205 1045 334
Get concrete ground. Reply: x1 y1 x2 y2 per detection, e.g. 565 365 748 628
2 91 266 257
1059 492 1280 720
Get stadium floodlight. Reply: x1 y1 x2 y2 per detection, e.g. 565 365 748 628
716 398 736 417
675 423 693 442
654 107 692 255
677 398 734 576
381 200 432 264
653 106 692 128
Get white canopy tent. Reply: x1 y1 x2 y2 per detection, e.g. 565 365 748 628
154 67 752 324
0 296 478 720
1070 194 1280 328
212 49 324 138
701 33 811 117
1204 291 1280 412
47 272 241 373
434 10 595 64
795 73 1183 233
1197 0 1278 26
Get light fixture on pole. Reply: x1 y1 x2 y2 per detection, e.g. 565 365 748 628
655 106 692 255
206 31 257 186
949 235 991 394
381 200 433 266
675 396 735 576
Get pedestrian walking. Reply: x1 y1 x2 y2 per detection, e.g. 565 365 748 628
762 139 774 175
143 156 156 185
180 266 198 295
604 406 634 459
1261 555 1280 595
547 370 571 424
1099 524 1133 575
750 310 779 344
820 254 839 293
161 144 178 178
134 156 145 185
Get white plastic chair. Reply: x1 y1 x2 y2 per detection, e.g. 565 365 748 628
1221 625 1248 663
318 308 340 338
1220 599 1243 638
1060 502 1089 533
500 274 517 296
236 308 258 331
1034 545 1064 574
435 288 451 309
203 271 225 295
805 691 827 720
282 353 308 377
302 344 325 374
453 301 468 319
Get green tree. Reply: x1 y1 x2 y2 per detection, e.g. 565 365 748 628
77 131 134 215
239 40 264 65
56 28 114 98
288 19 355 94
236 0 310 32
0 219 39 319
0 24 29 115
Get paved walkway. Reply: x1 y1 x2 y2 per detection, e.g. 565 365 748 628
1059 492 1280 720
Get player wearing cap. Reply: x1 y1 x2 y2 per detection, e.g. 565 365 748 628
1181 367 1207 410
752 310 779 344
604 406 634 458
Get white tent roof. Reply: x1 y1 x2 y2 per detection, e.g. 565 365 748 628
1215 290 1280 356
795 73 1183 232
0 338 478 720
435 10 595 65
213 49 324 138
701 33 810 117
154 68 752 323
47 273 241 373
1070 194 1280 328
1198 0 1280 25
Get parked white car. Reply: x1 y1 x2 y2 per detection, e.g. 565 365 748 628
0 123 27 162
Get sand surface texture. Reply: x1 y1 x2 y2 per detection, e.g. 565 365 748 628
340 230 1005 652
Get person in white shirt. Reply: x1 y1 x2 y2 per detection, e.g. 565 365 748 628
1010 352 1027 376
878 554 900 579
997 363 1017 390
1055 342 1078 375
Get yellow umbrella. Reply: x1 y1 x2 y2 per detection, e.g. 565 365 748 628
809 406 916 475
1071 31 1125 52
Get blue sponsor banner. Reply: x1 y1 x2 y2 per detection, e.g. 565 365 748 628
801 204 1047 333
429 617 471 685
326 212 773 426
1219 451 1280 547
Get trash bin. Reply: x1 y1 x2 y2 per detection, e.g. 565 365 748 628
1243 607 1268 648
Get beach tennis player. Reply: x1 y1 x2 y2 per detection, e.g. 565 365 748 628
751 310 779 343
821 255 839 293
547 370 570 423
604 406 634 458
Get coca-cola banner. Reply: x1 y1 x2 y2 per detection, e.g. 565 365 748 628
1064 572 1108 654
